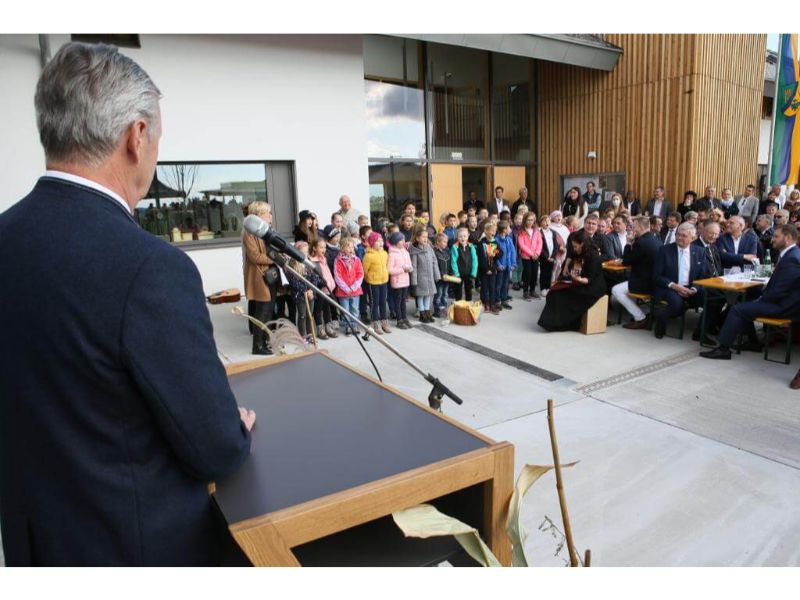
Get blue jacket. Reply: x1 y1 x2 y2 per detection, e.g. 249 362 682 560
759 245 800 316
443 226 459 247
0 178 251 566
716 231 758 260
653 242 708 293
495 233 517 270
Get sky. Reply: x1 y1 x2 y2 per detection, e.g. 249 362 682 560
767 34 779 51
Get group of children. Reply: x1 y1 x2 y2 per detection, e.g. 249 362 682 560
279 202 561 343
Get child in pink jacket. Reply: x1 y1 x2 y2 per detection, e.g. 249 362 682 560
387 231 413 329
333 238 364 336
516 212 543 300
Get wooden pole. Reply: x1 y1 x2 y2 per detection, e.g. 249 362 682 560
304 294 317 349
584 549 592 567
547 399 579 567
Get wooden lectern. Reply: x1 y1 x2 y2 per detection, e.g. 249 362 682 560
214 351 514 566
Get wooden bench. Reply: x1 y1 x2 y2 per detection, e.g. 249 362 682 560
616 292 653 327
580 295 608 335
756 317 793 364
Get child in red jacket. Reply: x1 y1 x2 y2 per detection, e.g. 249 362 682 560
333 238 364 336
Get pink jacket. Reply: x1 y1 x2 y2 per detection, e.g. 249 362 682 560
333 253 364 298
387 245 412 288
517 228 543 259
311 255 336 292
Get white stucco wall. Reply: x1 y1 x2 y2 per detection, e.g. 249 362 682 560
758 117 772 165
0 34 369 295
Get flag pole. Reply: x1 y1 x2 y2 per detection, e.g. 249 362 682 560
766 34 784 191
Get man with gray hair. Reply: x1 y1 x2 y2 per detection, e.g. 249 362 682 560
511 186 536 216
0 42 254 566
652 222 709 339
337 194 361 237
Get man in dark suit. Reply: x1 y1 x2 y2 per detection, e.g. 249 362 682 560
716 216 759 265
694 185 722 213
701 224 800 359
652 222 709 339
660 211 681 245
605 215 629 260
0 42 254 566
611 216 662 329
487 185 509 215
691 220 734 338
644 186 673 221
511 186 536 216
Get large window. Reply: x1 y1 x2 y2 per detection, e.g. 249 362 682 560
364 36 426 160
492 53 531 162
369 162 428 223
135 161 296 247
427 43 489 161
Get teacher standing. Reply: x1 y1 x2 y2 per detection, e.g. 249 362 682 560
0 42 255 566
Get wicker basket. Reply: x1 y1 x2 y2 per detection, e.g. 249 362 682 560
450 300 482 326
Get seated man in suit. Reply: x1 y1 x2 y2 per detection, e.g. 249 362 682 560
652 222 708 339
691 220 736 338
606 215 629 261
753 215 775 262
701 224 800 359
612 216 662 329
716 215 758 266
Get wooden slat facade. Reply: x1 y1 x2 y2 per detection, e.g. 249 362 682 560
536 34 766 215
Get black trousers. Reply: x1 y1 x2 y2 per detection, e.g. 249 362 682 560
539 260 554 291
451 277 473 301
521 258 539 295
251 300 274 348
295 298 313 337
313 292 334 325
391 286 409 320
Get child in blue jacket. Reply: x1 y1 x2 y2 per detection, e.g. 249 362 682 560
495 221 517 309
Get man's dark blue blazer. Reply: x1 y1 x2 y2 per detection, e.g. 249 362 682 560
715 231 758 263
0 177 251 566
653 241 708 296
757 245 800 316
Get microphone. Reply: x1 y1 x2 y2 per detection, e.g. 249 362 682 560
243 214 317 271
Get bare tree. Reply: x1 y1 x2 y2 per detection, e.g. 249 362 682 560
164 164 199 204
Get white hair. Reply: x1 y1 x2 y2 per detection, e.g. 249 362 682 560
35 42 161 165
677 222 696 237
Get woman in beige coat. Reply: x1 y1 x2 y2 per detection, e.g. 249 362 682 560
243 201 275 355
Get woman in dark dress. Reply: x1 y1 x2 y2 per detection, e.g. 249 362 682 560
676 190 697 219
537 230 606 332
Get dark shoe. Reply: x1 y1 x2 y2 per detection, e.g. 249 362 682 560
316 325 329 340
491 304 501 315
790 370 800 390
362 314 372 325
501 302 513 310
623 318 649 330
403 319 413 328
523 292 530 301
654 321 666 339
512 283 521 291
425 311 435 323
345 328 352 336
699 347 732 360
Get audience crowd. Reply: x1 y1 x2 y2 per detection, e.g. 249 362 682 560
242 183 800 389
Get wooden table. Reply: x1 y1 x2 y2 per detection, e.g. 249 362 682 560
602 260 628 273
692 277 765 346
214 351 514 567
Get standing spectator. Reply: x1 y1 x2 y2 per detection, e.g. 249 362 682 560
517 212 542 300
538 214 564 296
477 221 502 314
644 186 672 220
286 241 319 343
243 201 276 355
582 181 602 212
333 238 364 336
784 189 800 212
433 233 451 317
677 190 698 219
599 191 627 215
466 214 481 245
495 221 517 309
399 214 416 243
464 189 484 212
362 231 391 334
694 185 721 213
309 239 338 339
357 225 372 324
419 209 437 240
293 210 319 246
510 211 525 290
402 200 417 218
323 225 342 273
450 227 478 301
329 212 349 239
387 231 413 329
338 194 361 237
488 185 509 215
561 187 588 227
735 184 759 222
511 186 536 216
409 226 441 323
626 190 643 216
443 213 459 246
719 188 740 220
763 183 786 209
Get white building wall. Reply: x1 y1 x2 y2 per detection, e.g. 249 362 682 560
0 34 369 295
758 117 772 165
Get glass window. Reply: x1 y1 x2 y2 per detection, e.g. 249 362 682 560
427 43 489 161
492 54 531 162
368 162 428 223
364 36 426 160
136 162 268 246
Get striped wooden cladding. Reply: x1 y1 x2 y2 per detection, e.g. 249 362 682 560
536 34 766 215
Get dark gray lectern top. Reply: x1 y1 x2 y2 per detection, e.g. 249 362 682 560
214 353 488 524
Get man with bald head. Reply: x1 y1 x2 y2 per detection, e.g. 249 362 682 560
716 215 758 266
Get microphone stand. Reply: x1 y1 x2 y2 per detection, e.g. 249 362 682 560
266 249 464 410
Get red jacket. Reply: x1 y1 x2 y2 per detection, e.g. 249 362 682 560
333 253 364 298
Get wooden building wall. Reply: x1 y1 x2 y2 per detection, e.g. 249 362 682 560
536 34 766 215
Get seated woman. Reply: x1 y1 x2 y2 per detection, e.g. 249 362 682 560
537 230 606 332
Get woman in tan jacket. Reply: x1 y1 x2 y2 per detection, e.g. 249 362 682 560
243 201 275 355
